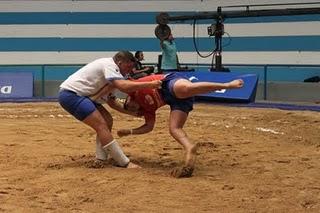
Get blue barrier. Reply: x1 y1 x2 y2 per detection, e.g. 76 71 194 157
0 72 33 98
177 71 259 103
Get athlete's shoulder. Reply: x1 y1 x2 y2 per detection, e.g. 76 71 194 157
95 58 122 77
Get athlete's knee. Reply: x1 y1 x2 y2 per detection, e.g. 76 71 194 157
169 127 175 136
169 126 181 137
95 120 111 133
106 117 113 130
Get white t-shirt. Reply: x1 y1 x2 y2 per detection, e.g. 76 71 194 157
60 58 124 97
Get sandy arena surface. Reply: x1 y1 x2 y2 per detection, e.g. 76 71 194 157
0 102 319 212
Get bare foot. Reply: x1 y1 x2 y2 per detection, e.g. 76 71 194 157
185 143 198 168
170 144 198 178
170 166 194 178
126 162 142 169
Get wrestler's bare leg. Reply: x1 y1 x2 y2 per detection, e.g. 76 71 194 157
173 79 243 99
83 107 140 168
169 110 197 177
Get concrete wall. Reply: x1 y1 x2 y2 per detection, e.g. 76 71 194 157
257 82 320 102
35 80 320 103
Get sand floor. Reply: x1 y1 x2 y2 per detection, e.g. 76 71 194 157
0 102 319 212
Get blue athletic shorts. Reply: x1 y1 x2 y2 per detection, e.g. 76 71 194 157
58 89 100 121
160 72 194 114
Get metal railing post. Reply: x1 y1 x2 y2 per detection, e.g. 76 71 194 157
264 65 268 100
41 65 45 97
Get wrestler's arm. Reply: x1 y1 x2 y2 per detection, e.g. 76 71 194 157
106 96 140 117
117 112 155 137
112 79 161 93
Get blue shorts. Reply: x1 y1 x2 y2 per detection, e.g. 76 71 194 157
160 72 194 114
58 90 100 121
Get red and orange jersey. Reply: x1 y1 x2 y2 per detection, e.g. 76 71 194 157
128 74 166 120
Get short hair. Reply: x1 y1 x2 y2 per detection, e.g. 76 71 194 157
135 51 143 59
114 51 136 63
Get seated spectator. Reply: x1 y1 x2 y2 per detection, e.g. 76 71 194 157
129 51 155 79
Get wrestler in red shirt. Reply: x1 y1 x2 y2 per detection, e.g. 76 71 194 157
125 74 166 122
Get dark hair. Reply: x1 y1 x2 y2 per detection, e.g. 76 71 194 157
114 51 136 63
134 51 143 59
